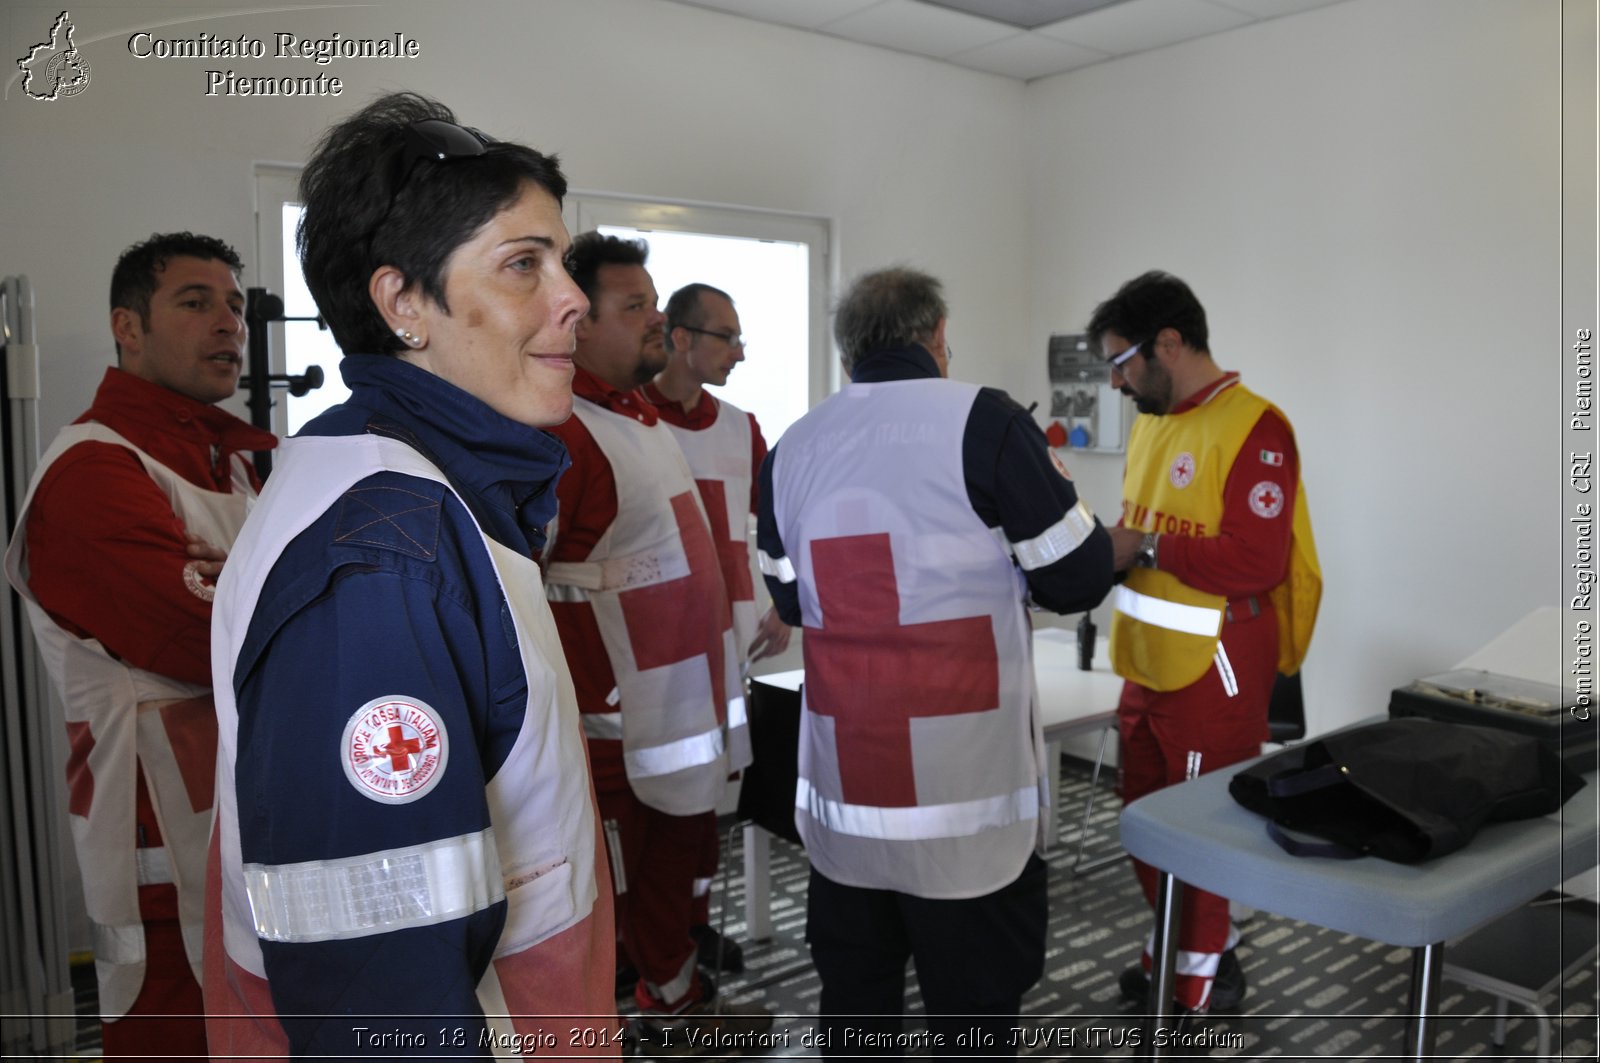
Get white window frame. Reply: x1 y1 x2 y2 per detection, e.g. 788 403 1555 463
565 193 836 408
253 164 307 438
255 171 837 437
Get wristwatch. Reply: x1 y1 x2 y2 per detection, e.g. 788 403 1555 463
1133 532 1159 569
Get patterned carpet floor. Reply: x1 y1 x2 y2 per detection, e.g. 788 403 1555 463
61 760 1598 1061
652 762 1600 1062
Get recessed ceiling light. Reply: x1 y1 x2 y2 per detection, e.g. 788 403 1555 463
916 0 1133 31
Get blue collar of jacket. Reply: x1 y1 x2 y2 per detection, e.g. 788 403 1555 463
849 344 941 383
302 354 571 551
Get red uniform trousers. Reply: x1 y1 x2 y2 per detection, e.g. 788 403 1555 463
690 811 720 928
596 784 708 1013
101 772 208 1061
1117 604 1277 1010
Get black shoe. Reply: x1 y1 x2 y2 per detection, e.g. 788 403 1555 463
1209 948 1246 1011
617 962 640 999
1118 963 1152 1005
1118 949 1246 1012
690 923 745 973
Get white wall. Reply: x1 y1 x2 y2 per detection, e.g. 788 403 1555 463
1024 0 1567 734
0 0 1028 437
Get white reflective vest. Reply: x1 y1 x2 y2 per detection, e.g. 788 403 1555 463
770 379 1045 900
207 434 610 1054
545 400 749 816
656 397 759 662
4 423 256 1019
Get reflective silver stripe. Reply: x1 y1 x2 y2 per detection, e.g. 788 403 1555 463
244 828 503 943
1141 935 1224 983
1114 585 1222 637
624 726 725 779
645 951 698 1008
135 846 173 885
583 711 624 740
544 582 591 604
1180 947 1222 980
728 695 747 729
757 550 796 584
1010 500 1096 571
91 922 144 965
1214 644 1239 698
603 819 627 896
692 876 713 898
795 778 1037 841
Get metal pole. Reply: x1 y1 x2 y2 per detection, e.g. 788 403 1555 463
1143 870 1183 1060
1 275 74 1057
244 287 277 478
1402 942 1443 1062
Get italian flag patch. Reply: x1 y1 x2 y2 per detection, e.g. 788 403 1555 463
1259 449 1284 467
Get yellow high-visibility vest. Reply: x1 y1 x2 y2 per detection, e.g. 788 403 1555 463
1110 380 1321 692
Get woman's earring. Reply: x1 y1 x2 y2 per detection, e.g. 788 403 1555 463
395 327 424 349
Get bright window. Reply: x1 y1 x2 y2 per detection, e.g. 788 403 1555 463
594 224 810 441
255 170 832 441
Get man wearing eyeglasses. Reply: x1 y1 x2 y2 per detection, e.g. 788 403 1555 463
1088 270 1320 1021
642 283 792 978
541 235 771 1045
757 267 1113 1054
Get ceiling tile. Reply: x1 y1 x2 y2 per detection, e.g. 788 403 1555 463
1203 0 1345 18
821 0 1020 59
947 30 1110 79
670 0 884 32
918 0 1130 30
1034 0 1253 54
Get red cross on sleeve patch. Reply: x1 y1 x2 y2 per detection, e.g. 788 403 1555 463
341 696 449 804
1248 481 1285 519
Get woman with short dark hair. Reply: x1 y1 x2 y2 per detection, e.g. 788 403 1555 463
205 92 621 1059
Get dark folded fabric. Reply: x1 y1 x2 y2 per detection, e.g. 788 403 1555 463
1229 717 1586 863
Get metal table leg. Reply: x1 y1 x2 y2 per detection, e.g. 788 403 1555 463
1143 870 1183 1060
1402 942 1443 1062
741 824 773 942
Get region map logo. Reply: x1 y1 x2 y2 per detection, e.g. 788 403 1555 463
17 11 92 101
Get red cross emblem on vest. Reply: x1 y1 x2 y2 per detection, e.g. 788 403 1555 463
695 478 754 605
618 492 731 716
804 533 1000 808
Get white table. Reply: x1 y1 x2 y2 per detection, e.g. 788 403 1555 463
740 626 1127 940
1032 627 1127 849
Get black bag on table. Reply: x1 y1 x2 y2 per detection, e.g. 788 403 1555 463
1228 717 1586 863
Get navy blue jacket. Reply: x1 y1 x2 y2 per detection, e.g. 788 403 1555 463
232 355 569 1055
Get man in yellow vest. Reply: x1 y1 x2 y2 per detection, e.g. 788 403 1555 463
1089 271 1320 1019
